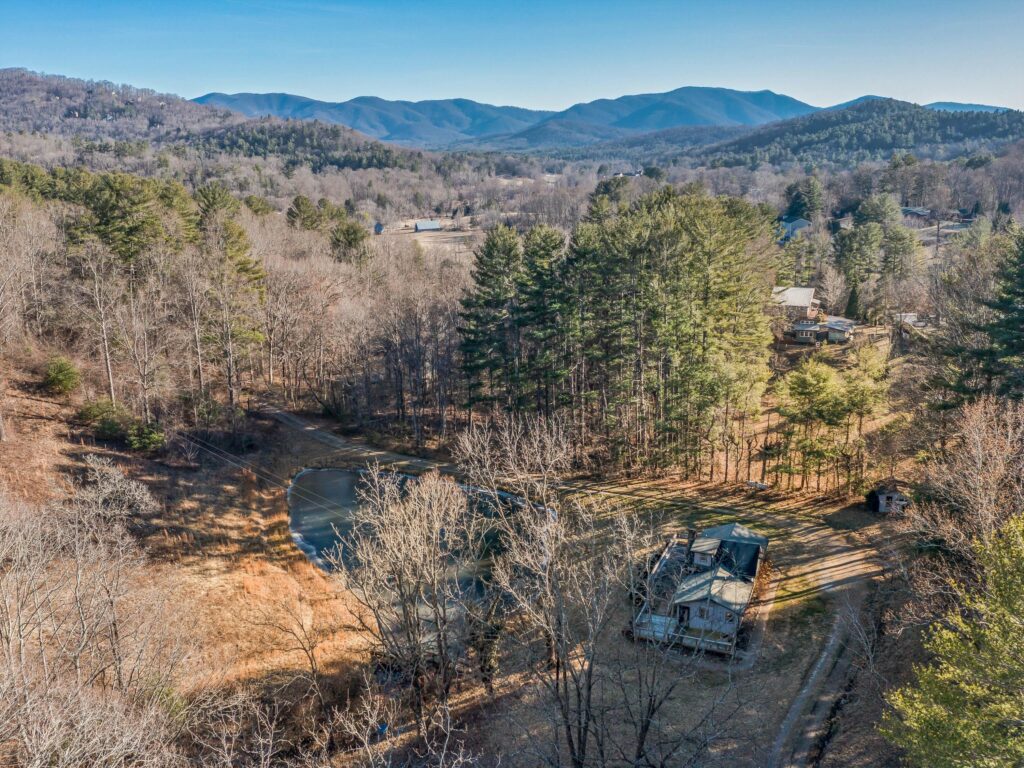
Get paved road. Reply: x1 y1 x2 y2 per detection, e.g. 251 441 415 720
266 406 882 767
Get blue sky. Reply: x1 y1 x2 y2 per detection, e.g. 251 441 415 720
3 0 1023 110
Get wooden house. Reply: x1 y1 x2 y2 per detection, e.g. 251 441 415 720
772 286 821 320
631 523 768 655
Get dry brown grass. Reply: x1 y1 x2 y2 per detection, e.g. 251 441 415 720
1 364 367 699
1 357 890 766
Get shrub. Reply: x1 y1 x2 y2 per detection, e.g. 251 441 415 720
126 421 166 452
78 399 131 442
43 356 81 394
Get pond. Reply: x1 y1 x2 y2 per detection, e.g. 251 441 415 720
287 467 519 573
287 468 364 568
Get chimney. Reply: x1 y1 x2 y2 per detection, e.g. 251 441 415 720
686 528 697 550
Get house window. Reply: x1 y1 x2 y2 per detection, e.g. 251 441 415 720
725 612 734 623
697 607 708 619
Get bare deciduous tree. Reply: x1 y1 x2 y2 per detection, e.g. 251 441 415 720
818 262 848 314
0 460 189 767
906 397 1024 564
330 468 473 739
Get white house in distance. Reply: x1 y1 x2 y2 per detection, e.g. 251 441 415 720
414 219 442 232
632 523 769 655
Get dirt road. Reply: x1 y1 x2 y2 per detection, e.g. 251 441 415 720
265 407 883 767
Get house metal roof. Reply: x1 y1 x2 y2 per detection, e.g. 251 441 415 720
700 522 769 549
823 316 856 331
690 537 721 555
772 286 817 308
414 219 442 231
672 565 754 613
718 540 764 581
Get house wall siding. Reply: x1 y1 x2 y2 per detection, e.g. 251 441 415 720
685 600 738 635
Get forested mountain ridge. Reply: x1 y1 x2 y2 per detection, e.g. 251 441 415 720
197 84 1013 152
0 69 442 181
188 119 430 173
686 98 1024 167
197 86 820 149
194 91 554 147
4 69 1020 168
0 68 245 141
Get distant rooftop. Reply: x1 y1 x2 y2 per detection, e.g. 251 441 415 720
772 286 817 308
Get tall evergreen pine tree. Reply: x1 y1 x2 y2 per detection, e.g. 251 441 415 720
980 228 1024 397
459 225 524 408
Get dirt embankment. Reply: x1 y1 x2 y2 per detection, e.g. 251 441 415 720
0 364 366 698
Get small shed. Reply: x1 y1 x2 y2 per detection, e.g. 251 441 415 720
414 219 442 233
866 481 911 514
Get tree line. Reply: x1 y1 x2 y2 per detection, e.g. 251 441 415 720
458 184 778 473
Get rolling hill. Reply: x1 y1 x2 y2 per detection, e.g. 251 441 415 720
687 98 1024 167
0 68 244 141
924 101 1008 113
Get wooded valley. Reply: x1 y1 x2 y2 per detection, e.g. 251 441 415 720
2 65 1024 768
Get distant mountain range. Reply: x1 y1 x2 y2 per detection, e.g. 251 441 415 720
195 86 1009 151
194 86 821 150
1 68 1019 169
194 92 553 148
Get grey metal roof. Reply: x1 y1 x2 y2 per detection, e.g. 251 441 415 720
672 565 753 613
824 318 856 332
700 522 768 549
691 537 721 554
414 219 442 231
772 286 817 308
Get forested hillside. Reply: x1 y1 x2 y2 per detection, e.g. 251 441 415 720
190 119 428 173
0 67 244 140
692 98 1024 167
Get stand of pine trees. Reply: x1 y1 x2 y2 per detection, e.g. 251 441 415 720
459 187 780 474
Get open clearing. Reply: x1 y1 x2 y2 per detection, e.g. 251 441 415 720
265 407 885 766
0 370 884 766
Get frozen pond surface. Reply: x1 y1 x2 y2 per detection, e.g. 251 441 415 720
287 467 523 575
287 468 363 568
